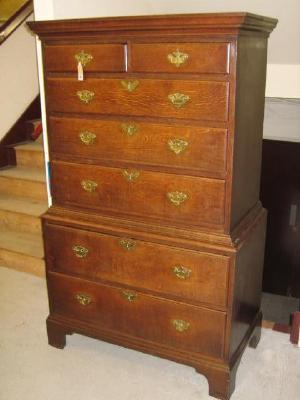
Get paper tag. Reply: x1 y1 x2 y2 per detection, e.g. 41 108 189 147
78 61 84 81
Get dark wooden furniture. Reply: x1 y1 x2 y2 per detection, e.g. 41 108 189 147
29 13 277 400
261 139 300 298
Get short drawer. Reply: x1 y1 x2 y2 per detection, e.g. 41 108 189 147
50 160 226 229
45 224 229 308
131 42 230 74
48 116 227 176
48 272 226 358
44 43 125 72
46 77 229 122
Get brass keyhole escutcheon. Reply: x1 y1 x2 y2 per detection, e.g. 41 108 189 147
121 80 139 92
122 290 138 302
122 169 140 182
76 90 95 104
119 238 137 251
81 180 98 192
75 50 93 67
121 123 139 137
167 49 189 68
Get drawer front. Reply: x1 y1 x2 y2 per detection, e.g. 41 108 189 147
131 42 230 74
51 161 225 228
48 116 227 176
45 224 229 308
48 272 226 358
44 44 125 72
46 77 229 122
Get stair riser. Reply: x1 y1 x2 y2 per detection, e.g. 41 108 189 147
15 149 45 169
0 210 42 234
0 249 45 277
0 177 47 201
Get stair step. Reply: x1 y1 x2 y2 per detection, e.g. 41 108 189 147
0 229 45 277
14 141 45 168
0 166 47 201
0 229 44 258
0 194 47 216
0 195 47 234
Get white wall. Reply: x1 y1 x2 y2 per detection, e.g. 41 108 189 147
52 0 300 64
0 14 39 140
264 98 300 142
33 0 54 20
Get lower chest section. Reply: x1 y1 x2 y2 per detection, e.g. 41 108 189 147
44 221 230 360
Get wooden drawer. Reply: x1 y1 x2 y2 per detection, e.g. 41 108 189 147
44 44 125 72
48 116 227 176
131 42 230 74
51 160 225 228
45 223 229 308
46 77 229 122
48 272 226 358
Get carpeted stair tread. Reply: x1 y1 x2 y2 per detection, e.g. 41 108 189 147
0 229 44 259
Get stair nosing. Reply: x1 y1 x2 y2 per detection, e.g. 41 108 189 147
0 205 47 218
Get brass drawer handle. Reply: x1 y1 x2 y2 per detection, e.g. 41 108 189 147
81 180 98 192
168 138 188 155
119 238 137 251
75 293 92 306
121 80 139 92
172 319 190 332
121 123 139 137
172 265 191 280
75 50 93 67
167 49 189 68
122 169 140 182
76 90 95 104
79 131 96 145
72 245 89 258
122 290 138 302
167 191 188 206
168 93 190 108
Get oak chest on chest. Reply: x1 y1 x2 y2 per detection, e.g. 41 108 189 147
29 13 277 400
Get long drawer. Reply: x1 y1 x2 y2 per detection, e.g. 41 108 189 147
45 223 229 308
46 77 229 122
48 272 226 358
48 116 227 176
50 160 226 228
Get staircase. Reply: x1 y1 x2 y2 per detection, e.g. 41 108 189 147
0 136 47 277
